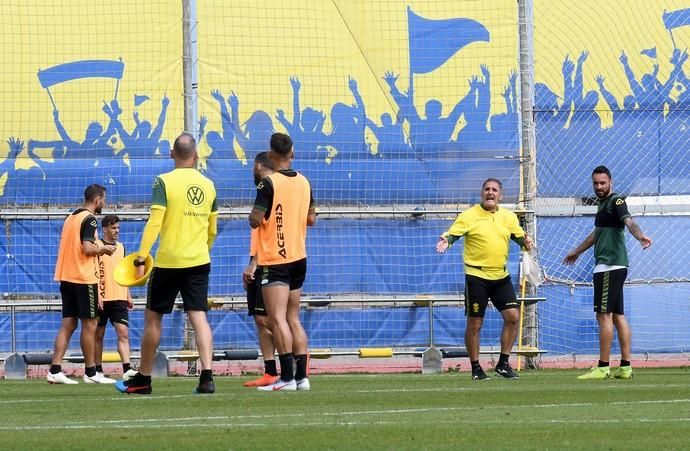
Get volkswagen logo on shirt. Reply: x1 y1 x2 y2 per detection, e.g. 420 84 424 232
187 185 205 206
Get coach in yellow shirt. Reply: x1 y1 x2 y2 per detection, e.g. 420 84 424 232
116 133 218 395
436 178 533 381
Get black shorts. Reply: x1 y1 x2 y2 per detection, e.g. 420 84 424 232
60 281 98 319
260 258 307 291
593 268 627 315
464 275 518 318
98 300 130 327
147 263 210 314
247 266 267 316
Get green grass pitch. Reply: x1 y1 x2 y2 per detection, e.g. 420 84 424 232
1 368 689 450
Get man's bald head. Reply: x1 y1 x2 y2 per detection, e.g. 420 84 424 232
172 133 197 160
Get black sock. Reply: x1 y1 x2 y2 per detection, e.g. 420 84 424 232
85 366 97 377
498 353 510 366
122 363 131 373
264 359 278 377
598 360 609 367
294 354 308 380
95 364 103 373
620 360 630 367
50 364 61 375
279 353 294 381
470 360 482 372
200 369 213 383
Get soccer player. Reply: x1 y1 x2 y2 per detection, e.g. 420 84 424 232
564 166 652 380
249 133 316 391
242 152 280 387
436 178 533 380
94 215 137 380
116 133 218 395
48 184 117 384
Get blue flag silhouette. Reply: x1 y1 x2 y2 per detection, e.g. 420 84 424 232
37 60 124 88
134 94 150 106
640 47 657 58
407 7 489 74
663 8 690 30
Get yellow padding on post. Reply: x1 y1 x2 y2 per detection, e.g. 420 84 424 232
516 346 541 357
176 350 199 362
101 352 121 363
309 349 332 359
414 295 432 307
359 347 393 358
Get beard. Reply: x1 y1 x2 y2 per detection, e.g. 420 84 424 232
254 174 261 186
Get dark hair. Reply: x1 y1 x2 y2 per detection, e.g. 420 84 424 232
173 133 197 159
101 215 120 228
482 178 503 190
84 184 106 202
254 151 274 170
592 165 611 179
269 133 293 156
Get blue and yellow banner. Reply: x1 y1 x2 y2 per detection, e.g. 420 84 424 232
534 0 690 196
0 0 183 202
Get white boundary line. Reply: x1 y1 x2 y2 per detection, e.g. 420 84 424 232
1 398 689 431
1 383 688 405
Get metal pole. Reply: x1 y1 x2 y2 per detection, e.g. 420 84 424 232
518 0 539 364
428 300 434 347
11 305 17 353
182 0 198 135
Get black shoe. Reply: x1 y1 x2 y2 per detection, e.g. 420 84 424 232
115 375 152 395
194 379 216 394
471 367 490 380
495 364 519 379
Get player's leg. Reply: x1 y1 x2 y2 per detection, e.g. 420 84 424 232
263 285 292 365
288 288 309 390
80 317 112 383
180 263 215 393
255 316 276 370
499 308 520 355
464 275 490 380
244 315 279 387
187 310 213 371
259 264 296 390
244 269 279 387
51 318 78 365
116 267 177 394
578 271 612 379
76 283 115 383
610 268 632 379
139 308 163 376
492 276 520 379
110 301 135 377
94 325 106 372
48 283 79 384
288 259 309 388
613 315 631 361
94 305 108 374
113 323 131 371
